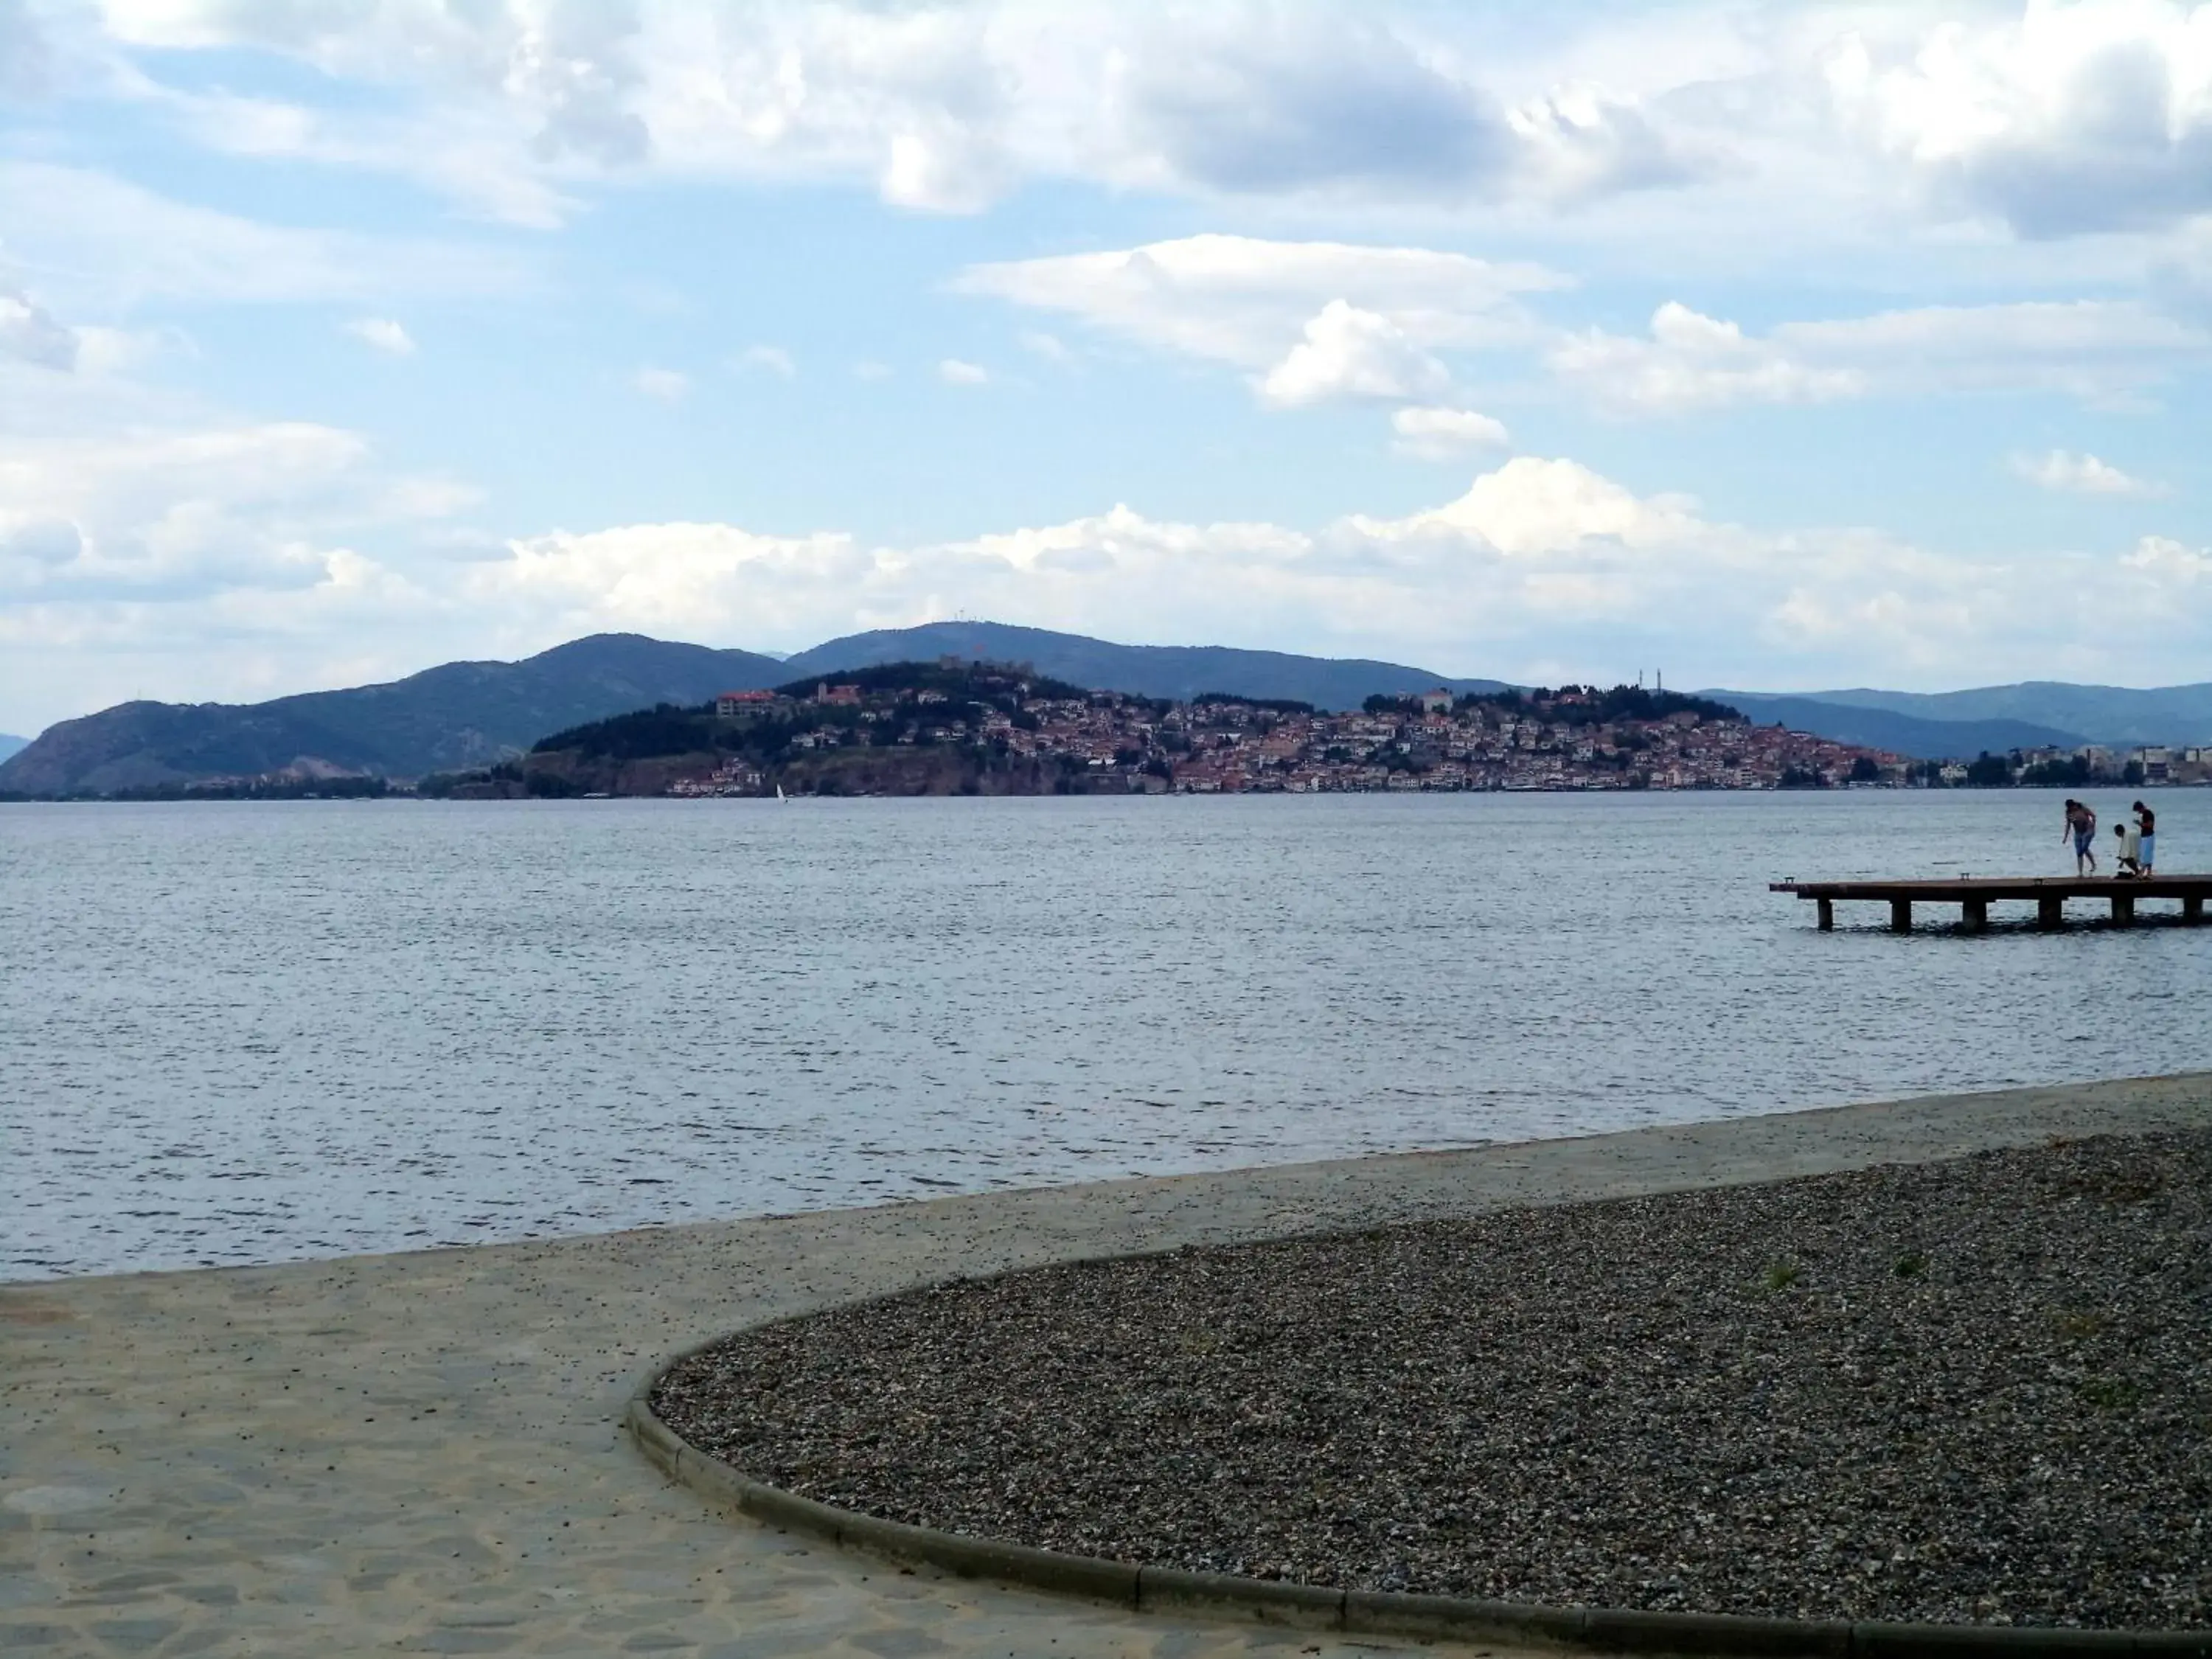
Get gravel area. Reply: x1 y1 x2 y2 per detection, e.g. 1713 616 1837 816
655 1130 2212 1629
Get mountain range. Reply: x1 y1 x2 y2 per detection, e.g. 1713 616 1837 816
0 734 24 764
1694 693 2094 765
4 622 2206 796
780 621 1511 708
0 636 784 796
1729 683 2212 749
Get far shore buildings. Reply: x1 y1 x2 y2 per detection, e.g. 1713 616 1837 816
691 677 1919 794
672 672 2206 799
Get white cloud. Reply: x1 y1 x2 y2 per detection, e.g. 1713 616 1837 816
1018 330 1071 364
0 0 55 99
1503 80 1695 204
2013 450 2165 498
633 365 689 402
967 232 2212 420
1821 4 2212 239
0 417 474 632
0 163 524 310
880 126 1008 214
1552 303 1865 416
852 359 893 380
1781 300 2204 383
1 286 77 371
72 324 178 378
2120 535 2212 581
937 358 989 385
1369 457 1710 559
1108 11 1506 201
960 235 1563 368
145 83 578 229
0 391 492 730
1391 406 1512 460
1553 299 2207 416
437 455 2211 694
61 0 2212 265
959 234 1562 410
737 344 796 378
1260 301 1451 408
344 317 416 355
19 435 2212 732
470 521 872 642
86 1 1701 221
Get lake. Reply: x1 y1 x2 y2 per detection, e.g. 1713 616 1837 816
4 791 2205 1281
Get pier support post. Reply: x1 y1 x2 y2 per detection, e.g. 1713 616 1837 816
2112 893 2135 928
1816 897 1834 932
1890 898 1912 934
1962 898 1989 932
2187 895 2204 925
2038 895 2064 931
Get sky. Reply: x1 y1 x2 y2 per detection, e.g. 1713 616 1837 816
5 1 2212 735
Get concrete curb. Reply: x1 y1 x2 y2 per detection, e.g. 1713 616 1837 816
626 1346 2212 1659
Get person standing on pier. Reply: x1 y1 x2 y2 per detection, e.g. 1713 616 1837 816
2063 800 2098 874
2134 801 2157 875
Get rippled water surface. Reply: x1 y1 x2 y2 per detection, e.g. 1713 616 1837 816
6 793 2208 1279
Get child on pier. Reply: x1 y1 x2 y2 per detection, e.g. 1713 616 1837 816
2114 820 2143 878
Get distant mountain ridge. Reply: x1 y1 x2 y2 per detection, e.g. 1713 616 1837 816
0 734 25 764
785 621 1510 708
0 627 1503 796
1773 682 2212 749
1697 692 2093 762
0 635 786 796
7 621 2209 797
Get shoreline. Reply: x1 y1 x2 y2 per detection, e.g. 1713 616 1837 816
12 1066 2212 1290
5 1074 2210 1656
11 780 2212 804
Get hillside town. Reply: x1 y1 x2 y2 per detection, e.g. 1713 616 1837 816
53 657 2202 800
988 687 1884 793
613 661 1917 797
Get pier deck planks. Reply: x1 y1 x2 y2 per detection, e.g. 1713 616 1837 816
1771 875 2212 933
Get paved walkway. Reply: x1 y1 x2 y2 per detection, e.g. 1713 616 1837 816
7 1074 2210 1658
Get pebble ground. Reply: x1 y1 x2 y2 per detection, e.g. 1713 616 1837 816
663 1131 2212 1628
7 1074 2211 1656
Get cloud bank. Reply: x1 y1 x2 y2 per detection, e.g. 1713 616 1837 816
63 0 2212 261
8 421 2208 733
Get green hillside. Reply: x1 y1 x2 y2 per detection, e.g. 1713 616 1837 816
0 634 785 796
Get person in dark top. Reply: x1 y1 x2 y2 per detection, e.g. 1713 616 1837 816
2063 799 2098 874
2133 801 2156 875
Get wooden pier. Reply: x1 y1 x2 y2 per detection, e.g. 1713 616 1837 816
1772 875 2212 933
